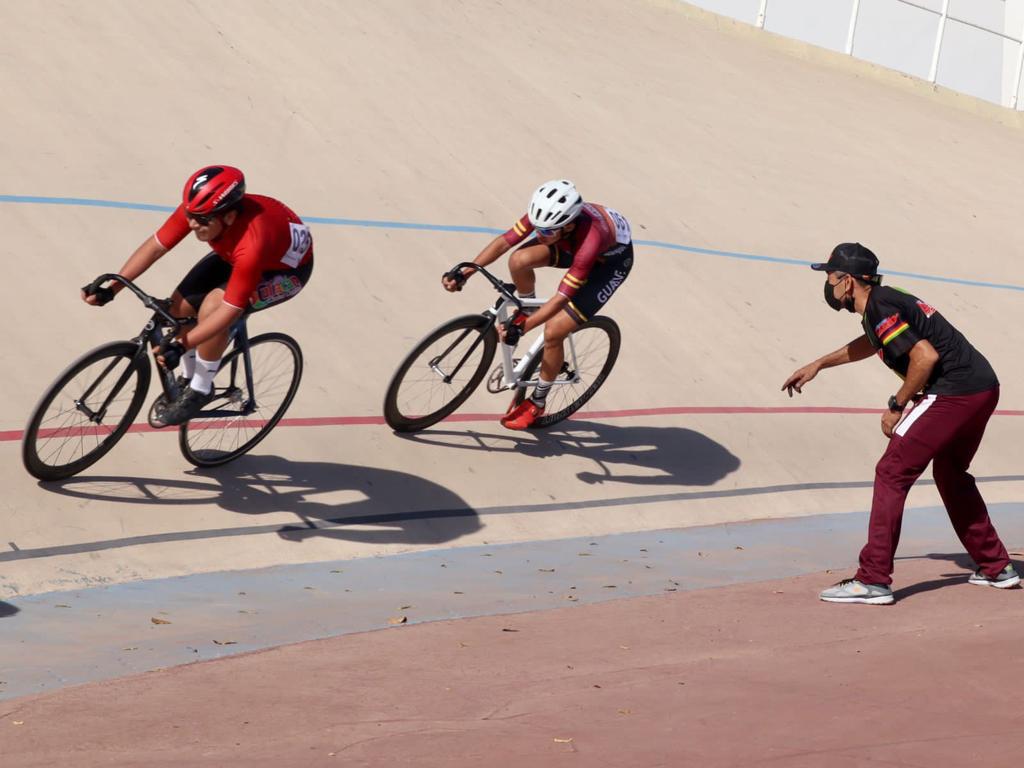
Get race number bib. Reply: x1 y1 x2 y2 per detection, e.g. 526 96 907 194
281 223 312 268
606 207 631 245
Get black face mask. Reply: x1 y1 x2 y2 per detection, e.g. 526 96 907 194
824 277 854 313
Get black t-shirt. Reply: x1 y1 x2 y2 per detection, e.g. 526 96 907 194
862 285 997 396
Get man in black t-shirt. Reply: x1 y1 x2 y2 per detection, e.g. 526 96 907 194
781 243 1017 604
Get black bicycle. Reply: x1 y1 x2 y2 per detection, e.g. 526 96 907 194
22 274 303 481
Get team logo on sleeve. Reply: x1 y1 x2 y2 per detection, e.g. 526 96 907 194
874 313 910 346
916 300 936 317
874 314 900 336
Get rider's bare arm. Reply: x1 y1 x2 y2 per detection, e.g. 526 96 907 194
116 235 168 287
442 234 514 291
83 236 168 304
473 234 513 267
781 334 874 395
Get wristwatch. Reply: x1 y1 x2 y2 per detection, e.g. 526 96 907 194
887 395 905 413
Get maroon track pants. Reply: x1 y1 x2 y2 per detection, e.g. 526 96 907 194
855 386 1010 586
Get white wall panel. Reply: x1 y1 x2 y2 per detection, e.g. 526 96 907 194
939 17 1004 103
678 0 1024 109
763 0 854 53
851 0 938 81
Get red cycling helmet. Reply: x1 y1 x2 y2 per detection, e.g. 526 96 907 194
182 165 246 217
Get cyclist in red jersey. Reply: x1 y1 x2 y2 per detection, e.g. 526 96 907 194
442 179 633 430
81 166 314 426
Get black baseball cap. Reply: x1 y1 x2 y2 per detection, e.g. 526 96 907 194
810 242 880 280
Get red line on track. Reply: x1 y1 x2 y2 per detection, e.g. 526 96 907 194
5 405 1024 443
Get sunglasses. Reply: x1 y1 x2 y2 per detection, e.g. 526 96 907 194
535 226 561 237
186 211 217 226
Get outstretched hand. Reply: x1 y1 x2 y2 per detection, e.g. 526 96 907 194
781 362 820 397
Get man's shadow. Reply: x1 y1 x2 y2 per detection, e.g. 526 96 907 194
398 419 741 488
44 455 481 548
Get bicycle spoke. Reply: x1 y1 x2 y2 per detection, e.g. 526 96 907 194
23 343 148 481
180 333 302 466
384 317 496 431
510 317 620 429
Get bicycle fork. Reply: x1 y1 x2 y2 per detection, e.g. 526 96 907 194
75 350 145 424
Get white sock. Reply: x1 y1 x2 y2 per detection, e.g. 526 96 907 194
181 349 197 379
531 377 554 407
190 354 221 395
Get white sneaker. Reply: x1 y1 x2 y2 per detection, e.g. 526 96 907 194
967 564 1020 589
819 578 894 605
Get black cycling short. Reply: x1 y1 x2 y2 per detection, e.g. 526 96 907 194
548 242 634 324
176 252 314 314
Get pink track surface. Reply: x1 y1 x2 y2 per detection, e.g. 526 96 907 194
3 556 1022 767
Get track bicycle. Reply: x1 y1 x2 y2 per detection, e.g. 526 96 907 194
383 263 620 432
22 274 303 481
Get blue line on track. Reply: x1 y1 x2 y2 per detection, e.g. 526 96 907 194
3 194 1023 292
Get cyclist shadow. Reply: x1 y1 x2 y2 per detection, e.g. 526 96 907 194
210 455 482 545
0 601 19 619
399 419 741 488
44 455 481 547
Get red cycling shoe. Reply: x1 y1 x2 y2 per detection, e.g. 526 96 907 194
501 400 544 430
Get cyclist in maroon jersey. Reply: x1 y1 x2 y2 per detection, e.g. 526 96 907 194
443 179 633 430
82 166 314 426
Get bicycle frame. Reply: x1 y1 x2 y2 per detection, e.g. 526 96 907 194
75 274 188 423
488 295 583 391
82 273 257 420
445 263 585 392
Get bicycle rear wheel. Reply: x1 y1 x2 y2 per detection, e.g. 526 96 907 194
23 341 151 481
384 314 498 432
512 315 621 428
179 332 303 467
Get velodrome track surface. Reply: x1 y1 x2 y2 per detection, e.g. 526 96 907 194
3 1 1024 762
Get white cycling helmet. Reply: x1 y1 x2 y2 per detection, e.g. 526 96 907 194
527 179 584 229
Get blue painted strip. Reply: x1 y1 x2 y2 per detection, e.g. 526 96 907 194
303 214 501 235
634 238 810 267
4 194 1023 292
634 238 1024 292
0 194 174 213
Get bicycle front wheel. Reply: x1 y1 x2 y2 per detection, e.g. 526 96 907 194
23 341 151 481
179 332 303 467
383 314 498 432
513 315 621 428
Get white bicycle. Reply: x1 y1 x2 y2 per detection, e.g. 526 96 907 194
383 262 621 432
